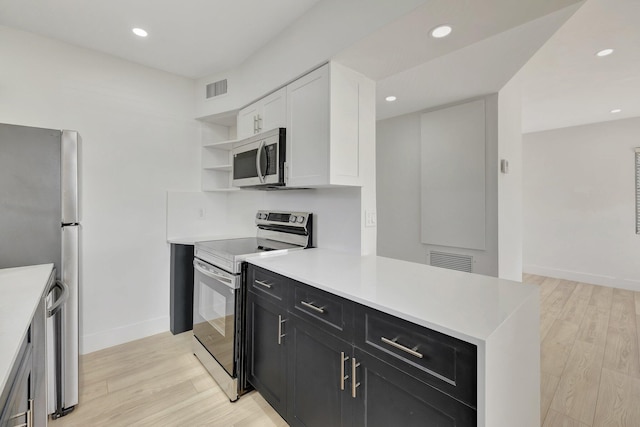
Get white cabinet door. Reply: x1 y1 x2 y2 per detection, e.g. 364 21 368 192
260 87 286 133
286 65 330 187
237 103 260 139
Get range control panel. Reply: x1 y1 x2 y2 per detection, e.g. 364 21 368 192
255 210 310 226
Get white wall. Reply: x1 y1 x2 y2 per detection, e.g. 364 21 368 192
523 117 640 290
497 75 523 281
224 189 363 255
0 26 201 353
376 95 500 276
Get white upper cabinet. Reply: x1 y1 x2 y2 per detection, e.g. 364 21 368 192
235 62 374 188
237 88 287 139
286 63 373 187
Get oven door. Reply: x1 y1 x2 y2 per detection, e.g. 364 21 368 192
193 258 240 376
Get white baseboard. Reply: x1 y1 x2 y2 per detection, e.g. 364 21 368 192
80 315 170 355
523 264 640 292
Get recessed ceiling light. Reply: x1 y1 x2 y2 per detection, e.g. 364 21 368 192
132 28 148 37
385 96 397 102
431 25 452 39
610 108 622 114
596 48 614 57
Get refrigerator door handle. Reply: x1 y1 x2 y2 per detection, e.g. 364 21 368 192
46 281 69 318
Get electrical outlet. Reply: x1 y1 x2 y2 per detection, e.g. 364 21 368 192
365 210 377 227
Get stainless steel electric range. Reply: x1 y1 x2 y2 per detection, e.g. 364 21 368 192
192 210 313 401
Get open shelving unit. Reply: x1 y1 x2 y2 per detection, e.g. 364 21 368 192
200 123 239 192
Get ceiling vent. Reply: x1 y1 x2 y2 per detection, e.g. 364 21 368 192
206 79 228 99
429 251 473 273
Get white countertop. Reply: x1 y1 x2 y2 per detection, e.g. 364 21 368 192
0 264 53 393
167 234 250 245
248 249 538 344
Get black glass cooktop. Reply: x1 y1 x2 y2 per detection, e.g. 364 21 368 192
197 237 300 257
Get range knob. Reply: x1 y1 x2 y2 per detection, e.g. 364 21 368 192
297 216 304 223
289 215 297 223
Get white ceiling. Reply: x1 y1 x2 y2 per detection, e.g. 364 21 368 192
0 0 321 79
520 0 640 133
0 0 638 133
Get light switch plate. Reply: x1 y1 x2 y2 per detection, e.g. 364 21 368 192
365 210 377 227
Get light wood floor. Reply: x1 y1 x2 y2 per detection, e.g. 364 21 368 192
51 274 640 427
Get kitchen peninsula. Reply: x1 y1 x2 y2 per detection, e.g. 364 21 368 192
247 248 540 427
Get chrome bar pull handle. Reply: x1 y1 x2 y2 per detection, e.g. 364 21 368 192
340 352 350 391
301 300 325 314
351 357 361 398
381 336 424 359
255 280 272 289
278 315 287 345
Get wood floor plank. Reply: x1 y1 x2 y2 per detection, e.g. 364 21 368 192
603 289 640 377
593 368 640 427
550 340 605 425
541 372 561 423
540 277 563 304
589 286 614 310
544 409 590 427
577 305 611 348
559 283 594 325
542 319 580 376
545 280 578 317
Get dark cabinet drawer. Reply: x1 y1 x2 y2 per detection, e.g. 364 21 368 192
291 281 354 340
248 265 289 306
354 305 477 407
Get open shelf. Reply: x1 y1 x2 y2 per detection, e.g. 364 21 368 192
202 139 237 150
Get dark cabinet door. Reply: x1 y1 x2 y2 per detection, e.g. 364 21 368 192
287 315 353 427
170 243 194 334
246 290 288 415
352 348 476 427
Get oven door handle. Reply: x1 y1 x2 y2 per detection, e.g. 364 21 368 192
193 260 238 289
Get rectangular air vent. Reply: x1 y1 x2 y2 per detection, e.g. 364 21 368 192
430 251 473 273
206 79 228 99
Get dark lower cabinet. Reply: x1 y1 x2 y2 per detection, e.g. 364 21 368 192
246 290 288 415
352 348 476 427
245 265 478 427
170 243 194 334
287 316 352 427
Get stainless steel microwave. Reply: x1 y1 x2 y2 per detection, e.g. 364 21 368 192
232 128 286 188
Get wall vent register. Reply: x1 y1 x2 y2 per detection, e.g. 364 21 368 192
206 79 228 99
430 251 473 273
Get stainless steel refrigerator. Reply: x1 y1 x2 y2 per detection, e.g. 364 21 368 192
0 123 79 418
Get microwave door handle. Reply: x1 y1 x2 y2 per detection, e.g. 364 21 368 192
256 141 265 184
